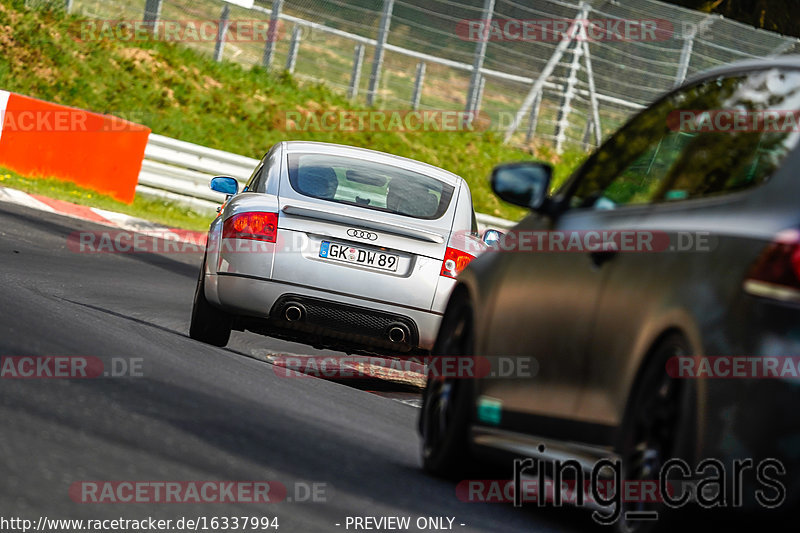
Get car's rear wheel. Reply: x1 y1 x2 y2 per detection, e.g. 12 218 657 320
420 291 474 478
616 333 695 533
189 260 232 347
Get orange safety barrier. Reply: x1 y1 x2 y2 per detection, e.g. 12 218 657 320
0 91 150 204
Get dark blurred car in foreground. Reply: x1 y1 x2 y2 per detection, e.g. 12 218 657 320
420 58 800 531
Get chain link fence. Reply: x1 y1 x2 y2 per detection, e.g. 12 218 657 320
40 0 800 153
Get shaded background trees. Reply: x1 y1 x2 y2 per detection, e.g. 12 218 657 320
664 0 800 37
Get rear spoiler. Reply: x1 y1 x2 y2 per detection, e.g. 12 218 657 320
281 205 445 244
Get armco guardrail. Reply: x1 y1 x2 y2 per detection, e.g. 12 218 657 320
136 134 516 231
136 133 259 212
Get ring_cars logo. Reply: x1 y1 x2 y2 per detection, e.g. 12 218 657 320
347 229 378 241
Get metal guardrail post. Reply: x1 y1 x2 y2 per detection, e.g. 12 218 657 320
262 0 284 70
348 44 366 100
367 0 395 107
464 0 495 124
143 0 162 29
411 62 426 111
285 25 302 73
213 4 231 63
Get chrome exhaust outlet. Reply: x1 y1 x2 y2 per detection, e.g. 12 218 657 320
283 304 304 322
387 324 409 344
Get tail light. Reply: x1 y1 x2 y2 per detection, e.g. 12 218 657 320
743 229 800 302
441 247 475 279
222 212 278 243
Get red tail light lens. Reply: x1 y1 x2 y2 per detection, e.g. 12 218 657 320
222 212 278 243
440 247 475 279
744 229 800 301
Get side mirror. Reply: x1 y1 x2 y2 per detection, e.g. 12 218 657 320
490 162 552 210
482 229 502 247
210 176 239 196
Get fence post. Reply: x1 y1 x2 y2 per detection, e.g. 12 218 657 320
472 74 485 114
675 17 715 86
771 39 799 56
524 92 542 144
504 2 589 143
285 25 302 73
464 0 495 123
581 39 602 146
213 4 231 63
262 0 284 70
554 38 583 153
65 0 72 13
411 62 426 110
674 30 695 87
348 44 366 100
367 0 395 106
143 0 162 28
581 117 593 151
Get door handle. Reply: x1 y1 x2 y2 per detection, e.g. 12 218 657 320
590 250 617 267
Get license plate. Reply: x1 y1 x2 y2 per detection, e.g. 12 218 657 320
319 241 398 272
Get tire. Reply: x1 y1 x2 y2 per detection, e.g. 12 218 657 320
420 291 475 478
615 333 696 533
189 260 232 347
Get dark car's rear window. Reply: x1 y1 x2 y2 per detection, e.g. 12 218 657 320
287 153 455 220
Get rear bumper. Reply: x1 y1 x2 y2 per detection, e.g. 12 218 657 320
694 295 800 509
209 273 443 351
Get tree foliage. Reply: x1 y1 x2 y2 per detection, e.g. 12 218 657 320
663 0 800 38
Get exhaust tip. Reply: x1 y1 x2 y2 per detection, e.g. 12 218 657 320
283 303 304 322
388 324 409 344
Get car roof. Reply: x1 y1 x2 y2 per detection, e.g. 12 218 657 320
280 141 464 187
682 55 800 87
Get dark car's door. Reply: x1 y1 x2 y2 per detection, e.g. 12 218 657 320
476 68 800 446
478 100 688 443
580 67 800 430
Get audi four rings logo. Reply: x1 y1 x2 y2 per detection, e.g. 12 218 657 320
347 229 378 240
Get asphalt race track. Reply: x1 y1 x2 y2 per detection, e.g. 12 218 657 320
0 201 596 532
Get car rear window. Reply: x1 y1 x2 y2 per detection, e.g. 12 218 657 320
287 153 454 220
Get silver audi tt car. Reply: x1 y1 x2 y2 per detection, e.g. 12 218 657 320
189 141 487 354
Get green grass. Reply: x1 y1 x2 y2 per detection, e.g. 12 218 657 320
0 0 588 228
0 168 214 231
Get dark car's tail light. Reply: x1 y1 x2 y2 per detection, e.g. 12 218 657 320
440 247 475 279
743 229 800 302
222 212 278 243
